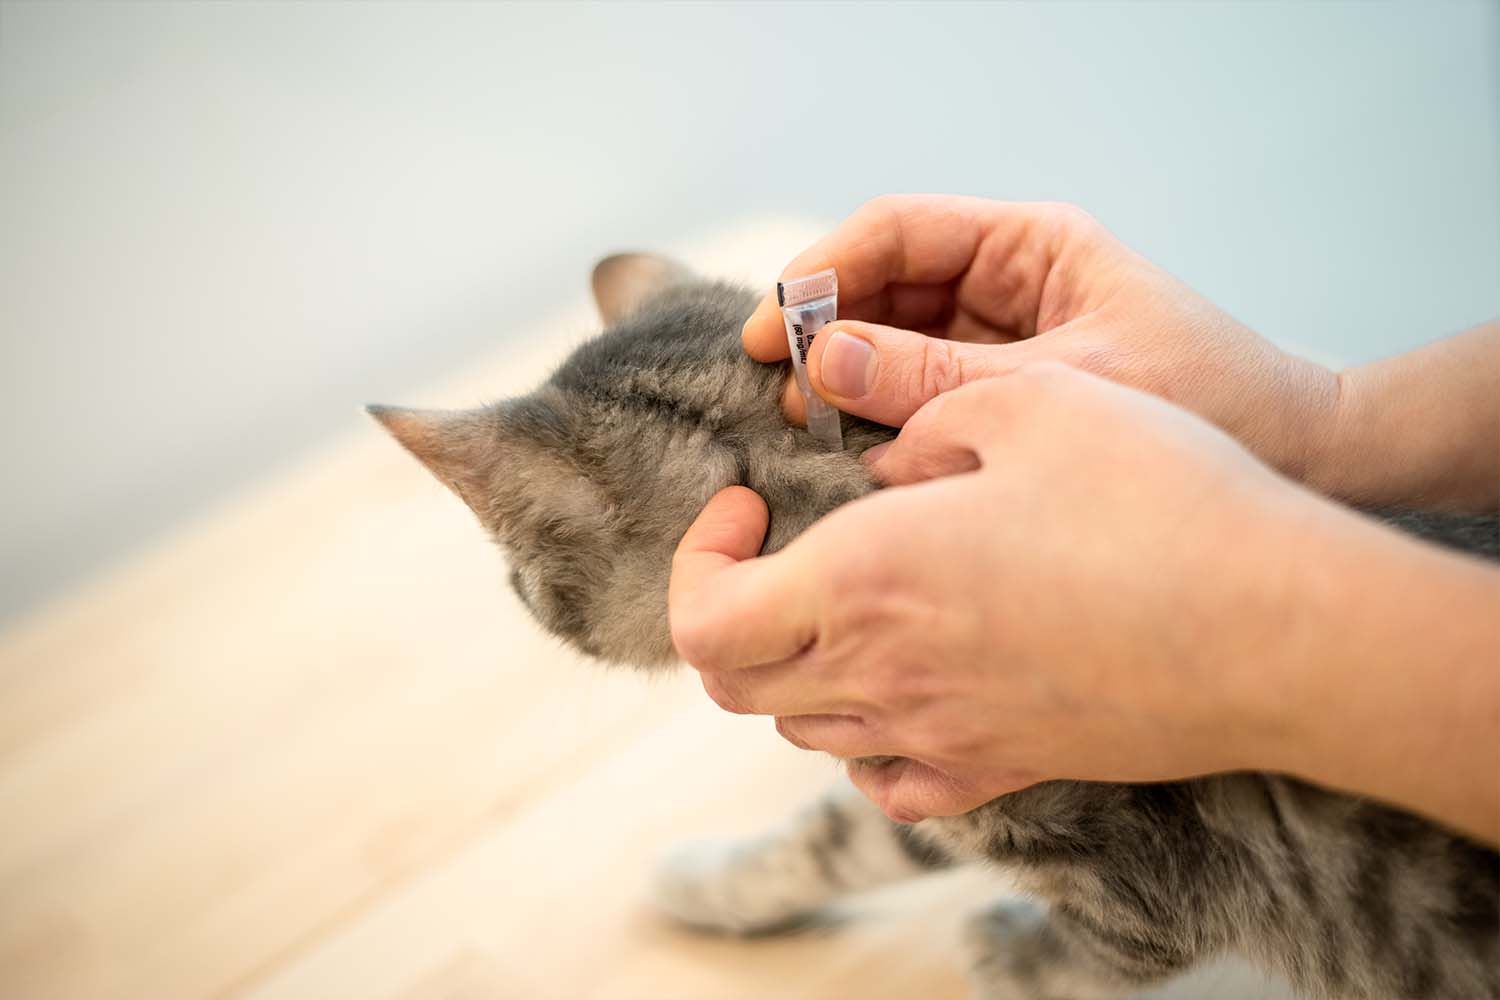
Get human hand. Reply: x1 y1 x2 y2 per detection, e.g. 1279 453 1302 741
746 194 1340 486
670 363 1321 823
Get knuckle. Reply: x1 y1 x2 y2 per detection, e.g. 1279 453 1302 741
844 196 900 243
861 192 909 220
895 393 962 461
952 373 1009 404
1014 358 1073 381
921 715 974 761
669 611 714 669
775 716 812 751
702 676 752 715
913 338 965 404
873 662 936 712
823 542 882 602
1042 200 1099 235
1008 359 1077 400
866 785 915 825
928 377 1003 427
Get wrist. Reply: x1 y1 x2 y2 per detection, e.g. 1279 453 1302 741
1259 350 1344 492
1223 490 1500 840
1296 362 1368 505
1195 481 1337 775
1292 324 1500 511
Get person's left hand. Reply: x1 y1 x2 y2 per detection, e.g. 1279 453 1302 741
668 363 1318 823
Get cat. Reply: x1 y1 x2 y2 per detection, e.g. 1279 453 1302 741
371 253 1500 1000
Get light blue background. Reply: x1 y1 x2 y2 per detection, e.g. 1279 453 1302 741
2 1 1497 624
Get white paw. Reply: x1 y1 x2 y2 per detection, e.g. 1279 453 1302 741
963 898 1046 956
649 839 817 935
963 899 1048 1000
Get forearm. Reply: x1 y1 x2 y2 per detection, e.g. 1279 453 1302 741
1305 322 1500 512
1242 494 1500 845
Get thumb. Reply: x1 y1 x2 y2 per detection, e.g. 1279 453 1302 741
806 321 1048 427
668 486 819 671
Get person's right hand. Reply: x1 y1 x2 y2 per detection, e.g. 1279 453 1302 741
744 195 1341 485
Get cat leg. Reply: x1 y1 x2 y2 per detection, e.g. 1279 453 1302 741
965 899 1192 1000
652 777 952 934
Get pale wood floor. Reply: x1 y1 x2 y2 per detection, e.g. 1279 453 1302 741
0 223 1288 1000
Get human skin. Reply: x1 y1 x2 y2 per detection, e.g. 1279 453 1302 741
668 195 1500 844
746 195 1499 512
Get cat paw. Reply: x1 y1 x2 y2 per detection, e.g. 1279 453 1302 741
964 897 1046 949
963 899 1050 1000
649 841 815 936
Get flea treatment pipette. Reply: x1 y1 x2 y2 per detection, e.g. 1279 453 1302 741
777 268 845 449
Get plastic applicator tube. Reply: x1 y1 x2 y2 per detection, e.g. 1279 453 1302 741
777 268 844 449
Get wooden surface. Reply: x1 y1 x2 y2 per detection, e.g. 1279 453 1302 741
0 222 1286 1000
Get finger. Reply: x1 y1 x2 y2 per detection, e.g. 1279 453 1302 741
781 376 805 427
753 282 970 366
806 320 1052 429
669 486 820 671
942 308 1023 345
861 377 1041 485
698 658 861 718
839 281 961 334
742 196 1101 362
780 307 1003 428
741 195 999 362
742 293 790 362
845 756 997 824
774 713 898 759
866 363 1100 485
899 309 1020 346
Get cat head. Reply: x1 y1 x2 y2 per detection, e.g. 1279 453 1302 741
369 253 724 669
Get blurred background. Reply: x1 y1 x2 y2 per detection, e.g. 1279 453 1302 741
2 0 1498 625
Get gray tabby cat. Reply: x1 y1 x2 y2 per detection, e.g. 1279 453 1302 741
372 254 1499 1000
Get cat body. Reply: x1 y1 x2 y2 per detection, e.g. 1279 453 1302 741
374 257 1499 999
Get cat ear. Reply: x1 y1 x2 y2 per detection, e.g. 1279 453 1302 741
591 252 690 325
366 404 500 514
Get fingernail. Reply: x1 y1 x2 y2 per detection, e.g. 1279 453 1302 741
821 331 877 399
860 441 892 466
